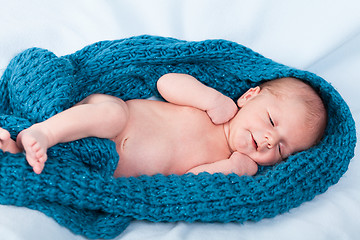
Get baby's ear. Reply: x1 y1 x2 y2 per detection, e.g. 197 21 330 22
237 86 260 107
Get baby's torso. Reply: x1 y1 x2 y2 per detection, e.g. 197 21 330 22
112 99 231 177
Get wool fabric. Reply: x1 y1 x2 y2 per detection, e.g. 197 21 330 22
0 35 356 239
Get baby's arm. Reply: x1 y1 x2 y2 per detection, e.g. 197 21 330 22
157 73 238 124
186 152 258 176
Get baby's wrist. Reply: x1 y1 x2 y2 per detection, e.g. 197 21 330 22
204 90 237 124
207 90 228 111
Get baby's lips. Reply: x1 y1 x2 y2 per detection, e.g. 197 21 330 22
250 132 258 150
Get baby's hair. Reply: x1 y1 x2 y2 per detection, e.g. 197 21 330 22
259 77 327 145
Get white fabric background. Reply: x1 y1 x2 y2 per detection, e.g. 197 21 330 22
0 1 359 239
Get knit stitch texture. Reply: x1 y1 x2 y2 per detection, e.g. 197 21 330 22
0 35 356 239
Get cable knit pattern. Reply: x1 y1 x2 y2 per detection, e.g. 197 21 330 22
0 35 356 239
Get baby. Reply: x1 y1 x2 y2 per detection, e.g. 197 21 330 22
0 73 327 177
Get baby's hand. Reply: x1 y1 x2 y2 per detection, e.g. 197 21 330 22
230 151 258 176
206 93 238 124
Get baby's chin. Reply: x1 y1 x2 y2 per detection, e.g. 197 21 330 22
232 133 255 153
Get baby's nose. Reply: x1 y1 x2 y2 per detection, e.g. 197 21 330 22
265 132 280 149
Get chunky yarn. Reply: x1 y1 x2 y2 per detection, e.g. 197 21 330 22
0 35 356 239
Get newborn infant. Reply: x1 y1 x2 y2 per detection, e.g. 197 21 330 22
0 73 326 177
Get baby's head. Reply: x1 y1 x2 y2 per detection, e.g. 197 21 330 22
228 77 327 166
259 78 327 144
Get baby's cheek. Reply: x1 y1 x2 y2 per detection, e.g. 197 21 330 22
233 130 253 152
235 137 249 151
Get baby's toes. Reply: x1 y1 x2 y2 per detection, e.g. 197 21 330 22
37 152 47 164
32 143 47 164
32 143 43 157
0 129 10 140
33 162 45 175
25 155 38 169
22 137 36 154
31 142 41 153
25 146 39 165
0 130 10 148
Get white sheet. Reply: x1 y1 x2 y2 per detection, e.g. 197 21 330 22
0 0 359 239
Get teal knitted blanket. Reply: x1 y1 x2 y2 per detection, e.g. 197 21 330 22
0 35 356 239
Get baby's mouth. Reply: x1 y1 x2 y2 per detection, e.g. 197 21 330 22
251 133 258 150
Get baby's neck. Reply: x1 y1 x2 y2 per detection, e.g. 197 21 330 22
222 122 233 153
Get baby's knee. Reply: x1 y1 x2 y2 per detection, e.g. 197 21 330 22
98 100 129 132
82 94 129 133
108 99 129 121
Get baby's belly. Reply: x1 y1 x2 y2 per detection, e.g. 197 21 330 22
113 125 217 177
114 135 184 177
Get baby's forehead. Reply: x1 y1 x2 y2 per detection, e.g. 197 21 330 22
261 78 313 95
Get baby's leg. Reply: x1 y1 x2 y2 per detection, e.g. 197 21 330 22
17 94 129 174
0 128 21 154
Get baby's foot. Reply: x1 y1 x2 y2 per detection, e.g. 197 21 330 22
0 128 21 154
17 127 49 174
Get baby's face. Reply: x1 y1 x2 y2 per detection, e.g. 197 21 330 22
226 87 316 165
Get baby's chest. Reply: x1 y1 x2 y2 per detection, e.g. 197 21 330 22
119 120 212 159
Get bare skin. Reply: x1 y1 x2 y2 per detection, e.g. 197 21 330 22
0 130 20 154
0 74 320 177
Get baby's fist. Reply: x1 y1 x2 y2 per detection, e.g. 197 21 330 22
206 93 238 124
230 152 258 176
